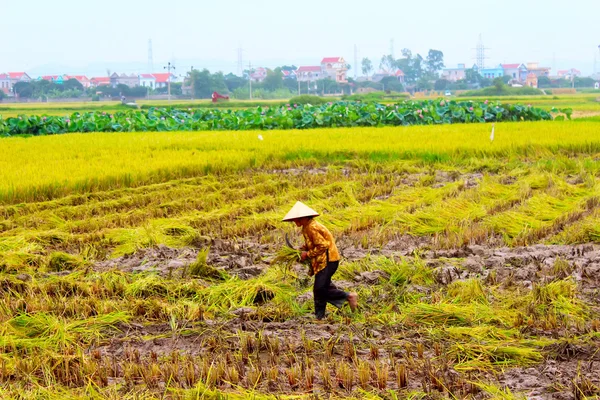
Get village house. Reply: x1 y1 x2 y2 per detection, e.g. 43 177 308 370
40 75 64 84
282 70 296 79
557 68 581 80
526 62 551 77
249 67 267 83
320 57 348 83
479 64 504 80
90 77 111 87
441 64 468 82
151 73 176 89
139 74 156 89
0 73 11 95
501 63 528 82
296 66 322 83
110 73 139 88
526 73 538 88
7 72 32 93
65 75 91 88
371 69 405 83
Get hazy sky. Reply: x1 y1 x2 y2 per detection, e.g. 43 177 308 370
2 0 599 77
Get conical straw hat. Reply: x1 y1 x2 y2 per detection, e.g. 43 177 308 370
282 201 319 221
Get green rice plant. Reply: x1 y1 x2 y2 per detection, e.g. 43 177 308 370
450 342 543 371
197 271 297 314
188 247 228 281
529 278 588 322
46 252 85 272
0 311 129 352
446 279 489 304
125 274 169 298
473 382 527 400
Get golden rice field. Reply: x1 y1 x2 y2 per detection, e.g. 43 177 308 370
1 117 600 399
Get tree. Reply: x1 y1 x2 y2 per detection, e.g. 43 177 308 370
425 50 445 76
537 76 552 88
224 73 247 92
0 90 5 100
379 54 395 74
361 57 373 79
63 78 83 91
434 79 449 91
380 76 404 92
396 49 424 83
493 77 506 92
263 68 284 91
13 82 33 98
190 69 212 98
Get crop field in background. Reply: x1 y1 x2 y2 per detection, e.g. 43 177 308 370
1 107 600 398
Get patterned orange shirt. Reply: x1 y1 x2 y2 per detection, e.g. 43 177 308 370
301 219 340 275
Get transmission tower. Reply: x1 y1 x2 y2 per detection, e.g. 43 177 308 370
473 34 489 70
237 44 244 76
148 39 154 72
390 38 395 59
354 44 358 79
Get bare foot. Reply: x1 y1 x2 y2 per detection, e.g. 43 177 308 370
348 292 358 312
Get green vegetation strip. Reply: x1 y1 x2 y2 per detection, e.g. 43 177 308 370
0 100 570 137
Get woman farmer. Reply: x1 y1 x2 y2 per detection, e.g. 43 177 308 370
283 201 358 320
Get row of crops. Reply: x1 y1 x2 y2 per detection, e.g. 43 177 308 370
0 100 571 136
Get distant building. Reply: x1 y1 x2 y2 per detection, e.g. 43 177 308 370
441 63 467 82
282 69 297 79
526 73 538 88
139 74 156 89
249 67 267 83
90 77 111 87
371 69 405 83
110 73 138 88
479 64 504 79
0 73 10 95
296 66 322 83
39 75 64 84
501 63 528 82
320 57 348 83
65 75 91 88
7 72 32 93
526 62 551 77
151 73 176 89
557 68 581 80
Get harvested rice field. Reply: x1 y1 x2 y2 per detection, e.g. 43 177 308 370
1 119 599 399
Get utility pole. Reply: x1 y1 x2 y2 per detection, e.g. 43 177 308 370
189 65 194 100
248 61 253 100
164 62 175 101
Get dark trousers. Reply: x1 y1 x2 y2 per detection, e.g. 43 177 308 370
313 261 349 319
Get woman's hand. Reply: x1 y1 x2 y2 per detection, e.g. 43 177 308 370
301 251 309 261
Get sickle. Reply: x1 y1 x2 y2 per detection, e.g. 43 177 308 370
285 234 295 250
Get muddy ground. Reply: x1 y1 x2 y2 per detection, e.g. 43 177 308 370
92 239 600 399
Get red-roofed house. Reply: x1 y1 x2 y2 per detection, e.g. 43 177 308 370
151 73 176 89
90 77 111 87
0 73 11 95
65 75 91 88
320 57 348 83
557 68 581 80
296 66 322 83
249 67 267 83
8 72 31 92
501 63 527 82
139 74 156 89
